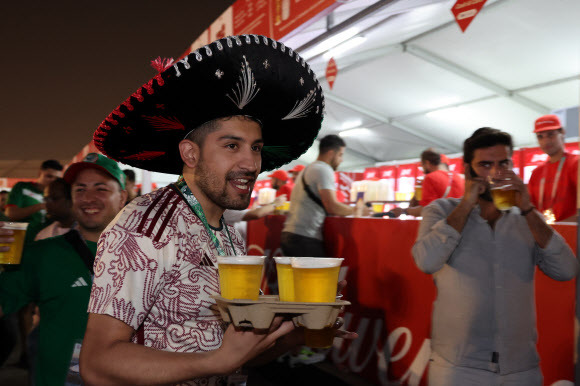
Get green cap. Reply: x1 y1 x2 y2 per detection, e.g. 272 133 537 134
64 153 126 190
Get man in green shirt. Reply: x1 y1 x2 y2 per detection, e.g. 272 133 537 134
0 153 127 386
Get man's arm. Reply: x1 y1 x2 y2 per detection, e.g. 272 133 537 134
412 166 483 273
319 189 354 216
80 313 295 385
5 203 45 222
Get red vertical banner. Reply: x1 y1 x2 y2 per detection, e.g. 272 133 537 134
396 163 419 201
326 57 338 90
447 157 464 175
511 149 522 176
233 0 271 37
363 167 379 180
451 0 488 32
270 0 338 39
522 147 549 184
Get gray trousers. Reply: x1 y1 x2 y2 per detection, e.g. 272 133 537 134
280 232 326 257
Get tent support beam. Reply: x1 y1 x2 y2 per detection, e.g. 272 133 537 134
325 92 461 152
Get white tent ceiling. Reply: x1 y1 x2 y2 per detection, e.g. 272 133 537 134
269 0 580 175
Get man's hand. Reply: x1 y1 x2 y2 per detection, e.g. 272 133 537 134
494 169 532 211
217 317 295 373
462 165 486 207
273 195 287 207
0 222 15 253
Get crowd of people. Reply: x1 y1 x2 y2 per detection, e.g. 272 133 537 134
0 33 578 386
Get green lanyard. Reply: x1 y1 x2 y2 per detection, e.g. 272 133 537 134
174 176 237 257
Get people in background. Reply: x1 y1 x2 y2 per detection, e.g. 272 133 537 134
6 160 64 242
35 178 75 240
281 135 354 257
392 149 464 217
0 190 9 221
288 164 305 182
123 169 138 204
269 169 293 198
527 114 578 222
0 154 127 385
412 127 578 385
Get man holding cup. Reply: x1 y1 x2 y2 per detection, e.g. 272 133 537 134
0 154 128 385
412 127 578 385
79 35 355 385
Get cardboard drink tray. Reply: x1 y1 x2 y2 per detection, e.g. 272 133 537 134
211 295 350 330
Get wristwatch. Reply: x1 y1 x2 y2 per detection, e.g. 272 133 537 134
520 206 535 216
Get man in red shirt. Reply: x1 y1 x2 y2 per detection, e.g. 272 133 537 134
528 114 578 222
268 169 293 199
393 149 464 217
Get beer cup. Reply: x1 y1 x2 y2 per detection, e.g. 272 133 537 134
274 257 294 301
489 178 516 211
0 222 29 265
217 256 265 301
291 257 343 348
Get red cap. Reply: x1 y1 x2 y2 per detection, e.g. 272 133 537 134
534 114 562 133
268 170 288 181
289 164 305 173
440 154 450 164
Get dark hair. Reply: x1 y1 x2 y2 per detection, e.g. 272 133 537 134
463 127 513 165
0 190 8 195
186 116 260 148
41 159 63 171
123 169 136 183
48 178 72 201
420 149 441 166
319 135 346 154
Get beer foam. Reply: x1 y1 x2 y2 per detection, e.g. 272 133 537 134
274 256 292 265
217 255 265 265
3 222 29 231
291 257 343 268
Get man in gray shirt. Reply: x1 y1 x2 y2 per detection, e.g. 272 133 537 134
412 127 578 385
281 135 354 257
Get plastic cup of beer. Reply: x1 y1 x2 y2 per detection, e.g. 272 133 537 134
489 178 516 211
274 257 295 301
217 256 265 301
0 222 29 265
291 257 344 348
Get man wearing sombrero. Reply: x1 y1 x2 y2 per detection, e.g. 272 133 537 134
79 35 354 385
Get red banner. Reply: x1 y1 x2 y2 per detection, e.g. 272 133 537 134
270 0 338 40
247 217 576 385
451 0 488 32
326 57 338 90
363 167 379 180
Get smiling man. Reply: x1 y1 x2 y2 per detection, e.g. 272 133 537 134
528 114 578 222
78 35 355 386
0 154 127 386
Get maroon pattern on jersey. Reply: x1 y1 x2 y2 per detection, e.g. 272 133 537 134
88 186 246 385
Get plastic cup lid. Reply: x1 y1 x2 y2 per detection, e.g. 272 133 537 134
274 256 292 265
291 257 343 268
217 255 266 265
2 222 29 231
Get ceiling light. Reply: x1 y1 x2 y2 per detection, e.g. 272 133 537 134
304 27 360 58
323 36 367 60
339 127 371 138
341 119 362 130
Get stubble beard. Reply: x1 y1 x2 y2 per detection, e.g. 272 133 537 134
196 160 253 210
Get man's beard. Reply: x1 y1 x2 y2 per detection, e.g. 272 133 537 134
195 160 254 210
480 188 493 202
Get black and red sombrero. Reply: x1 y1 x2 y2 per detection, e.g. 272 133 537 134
93 35 324 174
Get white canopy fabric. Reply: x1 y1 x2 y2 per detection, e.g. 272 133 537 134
272 0 580 173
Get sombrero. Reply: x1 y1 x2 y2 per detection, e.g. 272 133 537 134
93 35 324 174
